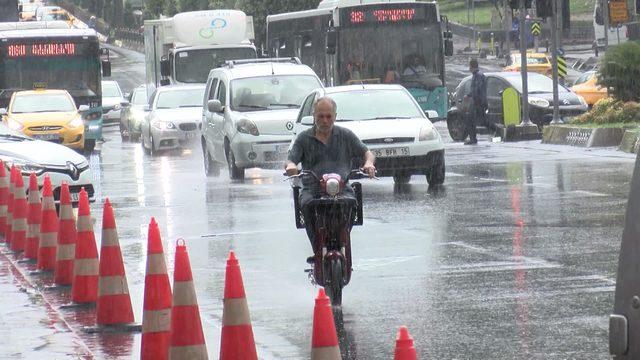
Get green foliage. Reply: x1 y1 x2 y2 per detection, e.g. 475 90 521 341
599 41 640 102
164 0 178 16
573 98 640 125
145 0 164 17
123 0 135 25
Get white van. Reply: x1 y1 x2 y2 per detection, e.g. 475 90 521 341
593 3 628 49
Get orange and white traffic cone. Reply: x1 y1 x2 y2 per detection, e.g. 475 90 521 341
393 326 417 360
10 169 28 253
0 160 8 242
71 188 99 304
141 218 172 360
54 183 76 285
169 239 207 360
5 166 15 247
37 176 58 271
311 288 341 360
96 198 135 326
220 251 257 360
24 173 41 260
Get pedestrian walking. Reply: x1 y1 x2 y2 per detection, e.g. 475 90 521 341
464 58 487 145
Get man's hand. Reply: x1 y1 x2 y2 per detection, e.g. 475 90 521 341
285 162 299 176
363 161 376 178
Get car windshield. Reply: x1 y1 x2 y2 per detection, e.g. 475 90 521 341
102 82 121 97
131 88 147 105
11 93 75 113
574 72 595 86
512 55 549 65
42 12 70 21
507 74 568 93
231 75 321 111
328 89 424 121
156 88 205 109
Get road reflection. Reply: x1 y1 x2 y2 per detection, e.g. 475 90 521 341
333 308 358 360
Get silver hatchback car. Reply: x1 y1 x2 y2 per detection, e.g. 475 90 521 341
201 58 322 179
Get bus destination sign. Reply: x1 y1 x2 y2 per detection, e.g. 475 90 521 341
7 43 76 57
342 5 432 26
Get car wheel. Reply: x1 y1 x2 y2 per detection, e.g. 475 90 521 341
393 173 411 184
202 141 220 177
447 114 467 142
142 134 151 155
84 139 96 154
426 153 445 187
150 135 157 156
226 146 244 180
119 122 129 141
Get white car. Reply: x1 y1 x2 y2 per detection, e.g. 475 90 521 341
101 80 126 123
293 85 445 186
141 85 205 155
0 123 94 204
201 58 323 179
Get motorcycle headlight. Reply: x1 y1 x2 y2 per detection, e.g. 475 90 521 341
68 117 84 128
0 157 45 176
419 124 438 141
236 119 260 136
325 178 340 197
528 97 550 108
7 118 23 131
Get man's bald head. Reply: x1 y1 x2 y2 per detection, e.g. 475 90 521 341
313 96 337 133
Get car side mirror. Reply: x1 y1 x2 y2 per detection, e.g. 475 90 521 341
78 105 90 112
424 110 439 119
124 92 130 99
301 116 314 126
207 99 223 113
101 59 111 77
0 108 7 117
160 57 170 77
444 39 454 57
326 27 337 55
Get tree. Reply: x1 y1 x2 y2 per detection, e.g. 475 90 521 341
164 0 178 16
123 0 135 26
599 42 640 102
210 0 235 8
178 0 199 12
145 0 164 17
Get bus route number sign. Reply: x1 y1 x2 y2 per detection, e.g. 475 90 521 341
6 43 76 57
344 6 429 26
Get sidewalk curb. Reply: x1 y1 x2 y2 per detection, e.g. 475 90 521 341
542 125 626 147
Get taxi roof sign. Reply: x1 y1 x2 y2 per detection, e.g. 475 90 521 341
33 82 47 90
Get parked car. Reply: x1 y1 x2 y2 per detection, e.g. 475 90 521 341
0 89 87 151
446 72 588 142
503 52 552 76
119 85 146 142
571 71 608 107
141 85 205 155
201 58 322 179
0 123 94 205
292 85 445 185
101 80 126 123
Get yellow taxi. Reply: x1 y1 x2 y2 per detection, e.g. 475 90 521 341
0 90 85 150
570 71 608 107
35 6 75 27
503 52 552 76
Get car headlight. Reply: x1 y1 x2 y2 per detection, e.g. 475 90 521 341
152 120 176 130
325 178 340 197
68 117 84 128
528 97 550 108
113 104 121 111
0 156 45 176
7 118 23 131
419 124 438 141
236 119 259 136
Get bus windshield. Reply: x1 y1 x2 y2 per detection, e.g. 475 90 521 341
338 23 443 89
174 47 257 83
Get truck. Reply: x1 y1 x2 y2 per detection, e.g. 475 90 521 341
144 10 257 99
0 0 18 22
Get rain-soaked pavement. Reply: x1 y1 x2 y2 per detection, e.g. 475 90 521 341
0 46 637 359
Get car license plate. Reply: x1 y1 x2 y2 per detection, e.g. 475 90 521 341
276 144 289 154
372 147 410 158
70 192 80 202
33 134 59 141
185 132 196 139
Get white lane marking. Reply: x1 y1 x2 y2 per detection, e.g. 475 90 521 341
354 255 422 270
571 190 608 197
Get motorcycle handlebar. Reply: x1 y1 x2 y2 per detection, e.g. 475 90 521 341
283 169 378 181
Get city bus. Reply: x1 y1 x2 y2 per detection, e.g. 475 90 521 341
0 26 110 152
266 0 453 120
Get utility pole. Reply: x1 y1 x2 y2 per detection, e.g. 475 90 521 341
550 0 562 124
504 0 512 57
604 0 610 49
518 0 532 125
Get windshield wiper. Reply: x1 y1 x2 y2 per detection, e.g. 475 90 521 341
362 116 412 120
269 103 299 108
178 105 201 108
237 104 268 110
28 110 64 113
0 134 29 141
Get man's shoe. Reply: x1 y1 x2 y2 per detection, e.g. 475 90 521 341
464 139 478 145
306 256 315 264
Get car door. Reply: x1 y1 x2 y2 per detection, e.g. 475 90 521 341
142 90 156 146
293 92 317 135
486 76 509 125
202 76 219 159
212 77 228 162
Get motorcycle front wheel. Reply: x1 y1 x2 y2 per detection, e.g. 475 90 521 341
325 258 343 306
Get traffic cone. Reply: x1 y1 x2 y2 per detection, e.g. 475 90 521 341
220 251 257 360
311 288 341 360
141 218 172 360
6 166 16 247
71 188 99 303
394 326 417 360
96 198 135 325
54 183 76 285
0 160 8 242
37 176 58 271
10 169 28 253
169 239 207 360
24 173 41 260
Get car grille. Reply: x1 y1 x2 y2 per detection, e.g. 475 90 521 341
179 123 197 131
44 164 89 181
29 126 63 131
363 137 415 145
53 184 95 202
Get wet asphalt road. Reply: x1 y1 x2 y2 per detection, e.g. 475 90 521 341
0 45 638 359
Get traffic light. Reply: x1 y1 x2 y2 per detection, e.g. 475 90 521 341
536 0 553 18
509 0 533 9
